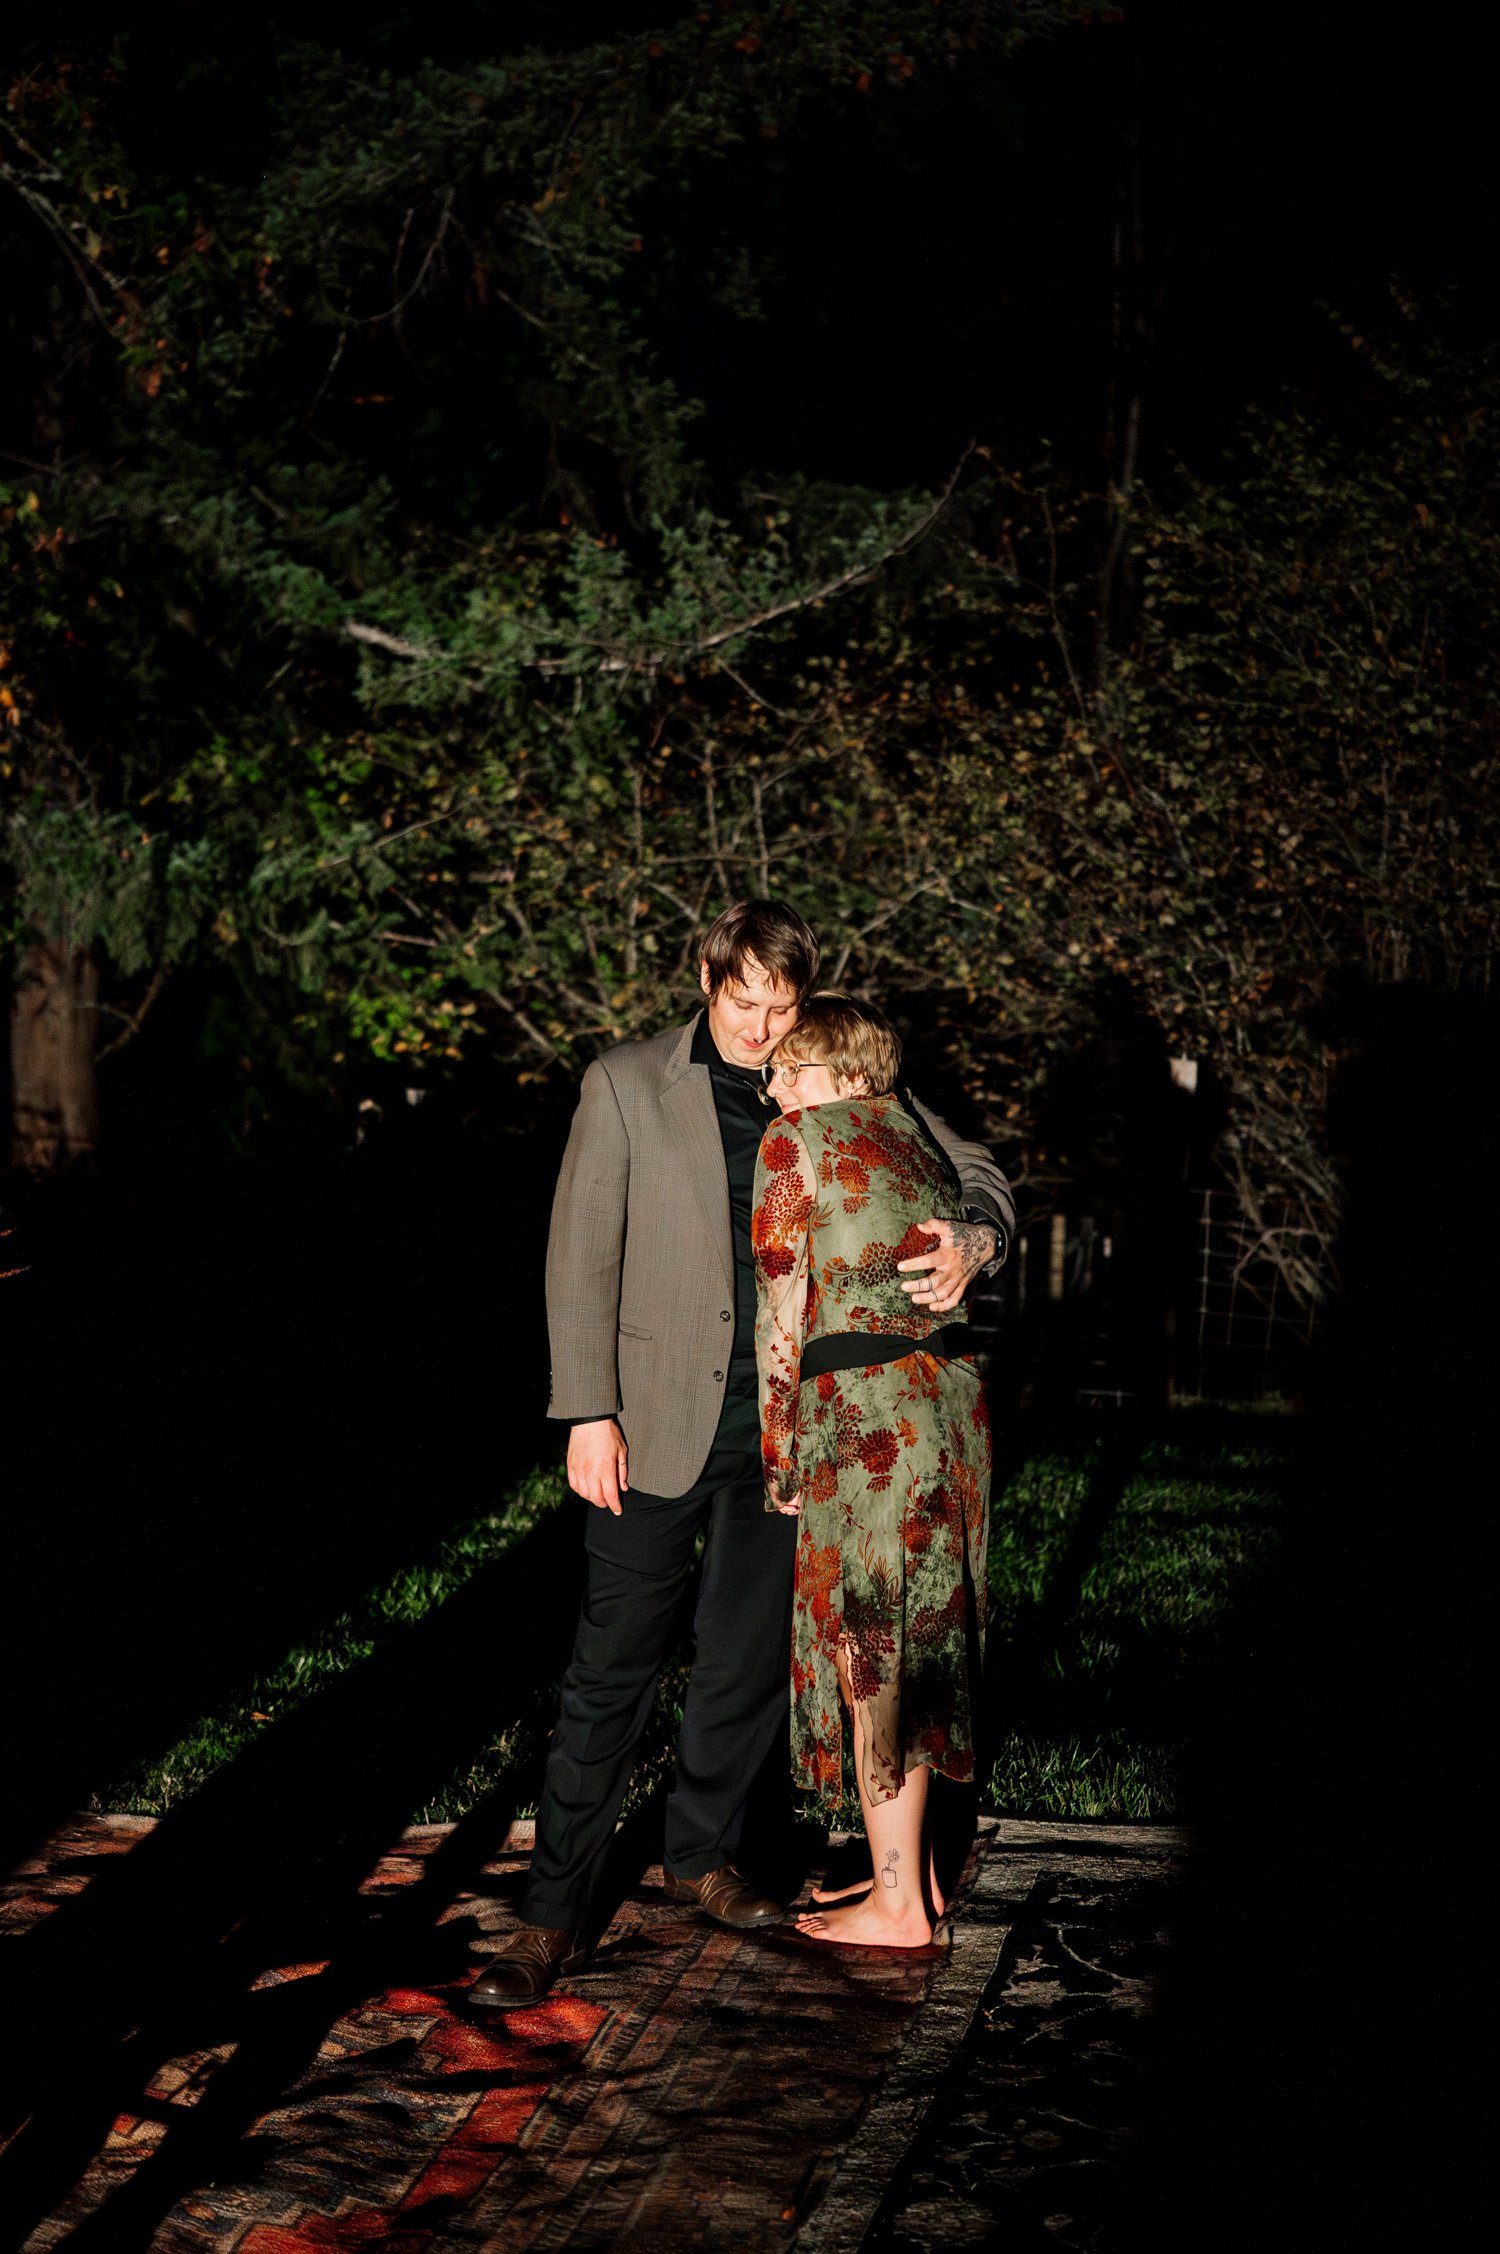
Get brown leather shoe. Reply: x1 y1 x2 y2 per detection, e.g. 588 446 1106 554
662 1866 783 1930
468 1924 587 2010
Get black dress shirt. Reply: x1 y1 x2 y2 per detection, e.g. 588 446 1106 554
691 1009 768 1388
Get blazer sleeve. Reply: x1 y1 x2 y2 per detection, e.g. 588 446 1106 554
908 1092 1016 1274
752 1116 817 1508
545 1058 630 1423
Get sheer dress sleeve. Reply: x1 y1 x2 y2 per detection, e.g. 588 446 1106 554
752 1114 818 1508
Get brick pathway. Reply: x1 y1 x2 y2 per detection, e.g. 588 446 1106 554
0 1816 1189 2252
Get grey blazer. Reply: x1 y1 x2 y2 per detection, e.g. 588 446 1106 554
545 1012 1015 1499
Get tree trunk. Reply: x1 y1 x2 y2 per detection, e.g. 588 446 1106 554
10 935 100 1171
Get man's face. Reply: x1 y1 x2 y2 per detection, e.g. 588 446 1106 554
700 955 801 1068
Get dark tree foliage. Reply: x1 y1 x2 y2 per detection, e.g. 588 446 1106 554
2 3 1496 1289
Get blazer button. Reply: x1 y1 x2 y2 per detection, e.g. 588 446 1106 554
720 1309 731 1321
713 1369 724 1382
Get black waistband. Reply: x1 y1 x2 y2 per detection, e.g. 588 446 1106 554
800 1323 974 1380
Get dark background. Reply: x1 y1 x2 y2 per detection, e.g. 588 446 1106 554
3 5 1493 2246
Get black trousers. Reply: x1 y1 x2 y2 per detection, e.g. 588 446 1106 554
522 1376 798 1930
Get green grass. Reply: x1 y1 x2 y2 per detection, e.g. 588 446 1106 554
980 1419 1298 1818
103 1467 568 1818
102 1410 1298 1826
983 1733 1184 1822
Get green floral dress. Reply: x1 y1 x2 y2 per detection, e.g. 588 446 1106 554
752 1096 992 1809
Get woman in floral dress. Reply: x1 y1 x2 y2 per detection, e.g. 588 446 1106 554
752 995 992 1948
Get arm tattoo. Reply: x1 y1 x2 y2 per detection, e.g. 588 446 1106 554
880 1849 899 1890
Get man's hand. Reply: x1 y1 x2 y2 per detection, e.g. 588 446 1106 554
567 1418 630 1515
897 1218 998 1315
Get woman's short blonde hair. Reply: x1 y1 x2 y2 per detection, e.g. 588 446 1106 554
779 992 902 1096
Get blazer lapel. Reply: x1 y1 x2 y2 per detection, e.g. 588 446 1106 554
661 1016 734 1299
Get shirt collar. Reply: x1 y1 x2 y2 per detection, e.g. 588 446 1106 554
691 1008 765 1090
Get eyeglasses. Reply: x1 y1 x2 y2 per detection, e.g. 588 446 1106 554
759 1058 818 1090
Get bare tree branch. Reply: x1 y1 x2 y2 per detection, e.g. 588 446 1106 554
827 879 949 987
366 189 455 326
346 620 432 661
344 444 978 681
89 965 171 1063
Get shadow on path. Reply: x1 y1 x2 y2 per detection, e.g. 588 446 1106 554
5 1815 1182 2254
0 1495 581 2251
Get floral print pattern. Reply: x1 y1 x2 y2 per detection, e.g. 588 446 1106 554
752 1097 992 1808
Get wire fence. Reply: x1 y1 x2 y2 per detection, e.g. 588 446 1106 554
1186 1186 1329 1402
970 1187 1332 1409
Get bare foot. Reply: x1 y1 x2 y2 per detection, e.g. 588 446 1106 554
795 1896 933 1949
812 1860 945 1917
810 1876 872 1904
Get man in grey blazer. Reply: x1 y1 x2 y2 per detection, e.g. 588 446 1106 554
472 900 1013 2007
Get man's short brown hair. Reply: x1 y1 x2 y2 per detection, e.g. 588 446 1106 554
779 992 902 1096
699 899 820 999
